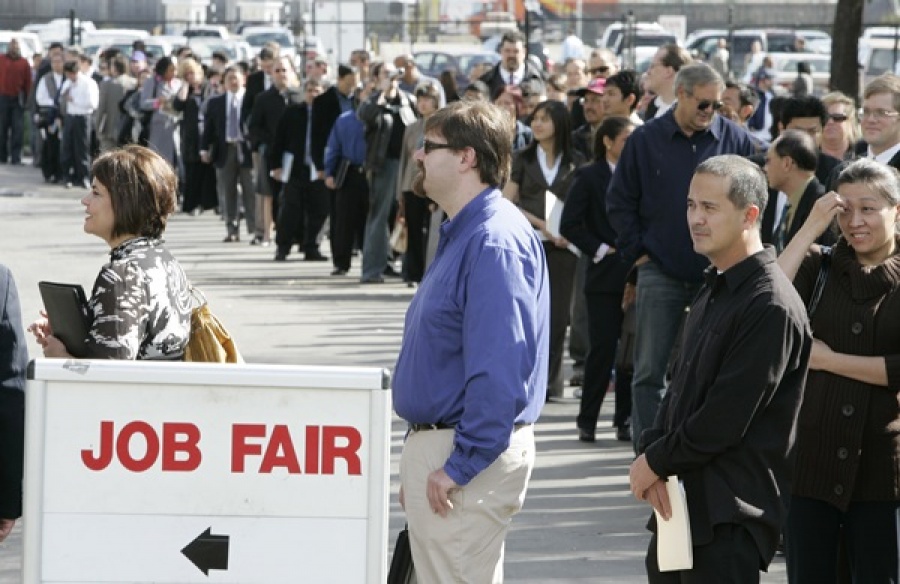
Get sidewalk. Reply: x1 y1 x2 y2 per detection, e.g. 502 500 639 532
0 160 788 582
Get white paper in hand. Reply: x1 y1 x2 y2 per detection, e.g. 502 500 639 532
655 476 693 572
543 190 581 256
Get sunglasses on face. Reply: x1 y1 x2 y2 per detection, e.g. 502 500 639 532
423 140 455 155
696 99 724 112
828 113 849 123
590 66 609 74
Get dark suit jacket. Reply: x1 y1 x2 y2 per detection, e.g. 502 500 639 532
310 86 351 171
268 102 310 184
201 93 252 169
826 141 900 190
559 161 630 294
479 62 545 101
248 86 303 150
814 151 841 187
0 265 27 520
241 70 267 128
761 176 837 249
572 124 593 162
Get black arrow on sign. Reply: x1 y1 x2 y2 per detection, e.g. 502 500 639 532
181 527 230 576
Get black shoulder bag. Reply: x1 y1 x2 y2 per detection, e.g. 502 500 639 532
807 246 832 319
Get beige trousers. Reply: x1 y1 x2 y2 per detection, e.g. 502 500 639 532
400 426 536 583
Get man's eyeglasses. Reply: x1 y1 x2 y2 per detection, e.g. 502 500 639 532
858 108 899 121
827 113 849 123
695 98 724 112
423 140 455 155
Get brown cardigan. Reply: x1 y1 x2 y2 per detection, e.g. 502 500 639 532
791 236 900 510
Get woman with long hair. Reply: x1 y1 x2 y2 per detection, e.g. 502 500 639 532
820 91 861 161
504 99 583 398
778 158 900 583
560 116 636 441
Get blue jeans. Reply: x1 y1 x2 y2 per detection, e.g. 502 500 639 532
631 261 700 451
361 158 399 281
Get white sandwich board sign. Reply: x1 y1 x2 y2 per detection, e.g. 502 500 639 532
23 359 391 583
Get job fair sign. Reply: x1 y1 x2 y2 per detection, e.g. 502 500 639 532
22 359 392 583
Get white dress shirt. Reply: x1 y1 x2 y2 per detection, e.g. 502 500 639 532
65 73 99 115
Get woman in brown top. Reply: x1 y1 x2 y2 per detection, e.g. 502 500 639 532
503 100 583 398
777 158 900 583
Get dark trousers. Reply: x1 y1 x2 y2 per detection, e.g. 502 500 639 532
544 243 578 398
216 144 256 236
0 96 24 164
401 191 430 283
60 114 91 184
331 168 369 271
40 130 61 181
275 174 329 256
647 523 761 583
183 161 218 213
577 290 632 432
786 495 900 584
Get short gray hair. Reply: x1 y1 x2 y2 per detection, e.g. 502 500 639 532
694 155 768 226
836 158 900 207
675 63 724 96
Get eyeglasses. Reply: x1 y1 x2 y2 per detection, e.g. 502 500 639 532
695 98 724 112
858 108 899 121
423 140 455 154
827 113 849 123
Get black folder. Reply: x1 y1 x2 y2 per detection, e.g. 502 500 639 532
38 281 90 358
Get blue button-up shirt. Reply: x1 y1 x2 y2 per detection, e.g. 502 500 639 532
607 108 762 283
393 188 549 486
324 110 367 177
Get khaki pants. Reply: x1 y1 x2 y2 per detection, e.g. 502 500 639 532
400 426 535 583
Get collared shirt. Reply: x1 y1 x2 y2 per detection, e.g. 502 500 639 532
502 64 526 86
607 107 761 283
35 72 65 107
336 89 353 114
869 140 900 165
652 95 674 118
642 247 811 565
393 188 549 486
774 175 815 230
325 110 367 176
536 144 560 185
64 73 99 115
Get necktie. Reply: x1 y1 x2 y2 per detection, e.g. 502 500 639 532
774 201 792 253
227 97 240 142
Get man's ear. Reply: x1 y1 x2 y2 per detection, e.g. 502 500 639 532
745 204 761 227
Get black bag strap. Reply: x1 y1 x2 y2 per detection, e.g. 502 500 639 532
807 246 832 318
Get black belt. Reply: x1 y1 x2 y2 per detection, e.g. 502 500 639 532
348 163 366 174
409 422 532 432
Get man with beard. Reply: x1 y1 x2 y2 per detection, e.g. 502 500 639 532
479 30 545 98
393 100 549 582
0 39 32 165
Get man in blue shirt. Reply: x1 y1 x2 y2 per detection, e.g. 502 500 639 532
392 100 549 582
325 107 368 276
607 63 761 452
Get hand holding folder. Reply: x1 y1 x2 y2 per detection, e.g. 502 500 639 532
37 282 90 358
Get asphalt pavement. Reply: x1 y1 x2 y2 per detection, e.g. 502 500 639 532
0 160 788 582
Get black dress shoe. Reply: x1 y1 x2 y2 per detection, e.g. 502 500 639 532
249 235 264 246
223 234 239 243
383 265 401 278
304 252 329 261
578 428 596 443
615 426 632 442
331 268 348 276
274 251 288 261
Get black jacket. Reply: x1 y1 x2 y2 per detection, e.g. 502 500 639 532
0 265 27 520
761 176 837 250
201 93 252 169
478 62 545 100
248 86 303 150
268 102 310 184
241 70 267 127
171 84 207 164
357 90 417 171
559 161 630 295
310 86 355 171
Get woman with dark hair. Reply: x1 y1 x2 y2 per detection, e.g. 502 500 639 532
778 158 900 583
492 84 532 150
140 56 182 168
439 69 460 103
397 83 440 286
29 146 192 360
559 116 636 441
504 100 583 398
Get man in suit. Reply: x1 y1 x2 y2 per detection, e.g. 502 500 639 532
94 54 135 153
859 73 900 169
248 55 304 247
479 30 545 99
0 265 27 544
243 45 279 245
269 78 327 261
241 44 278 127
201 66 256 242
629 155 811 582
763 129 836 253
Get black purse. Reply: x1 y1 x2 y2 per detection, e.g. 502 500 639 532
387 525 414 584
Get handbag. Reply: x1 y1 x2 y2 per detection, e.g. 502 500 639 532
183 287 243 363
387 525 414 584
390 219 408 254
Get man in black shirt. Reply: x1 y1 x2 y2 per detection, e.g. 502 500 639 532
629 155 811 582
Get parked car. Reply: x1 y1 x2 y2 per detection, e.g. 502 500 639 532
764 52 831 95
597 21 671 51
188 38 253 66
685 29 729 60
613 29 679 58
413 48 500 90
241 26 297 62
0 31 35 60
82 29 149 49
184 25 230 40
863 39 900 87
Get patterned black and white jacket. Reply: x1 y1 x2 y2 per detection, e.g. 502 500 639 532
85 237 192 360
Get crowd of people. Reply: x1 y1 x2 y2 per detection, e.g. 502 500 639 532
1 26 899 583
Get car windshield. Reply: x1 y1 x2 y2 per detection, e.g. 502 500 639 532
245 32 293 47
457 53 499 73
869 48 899 77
